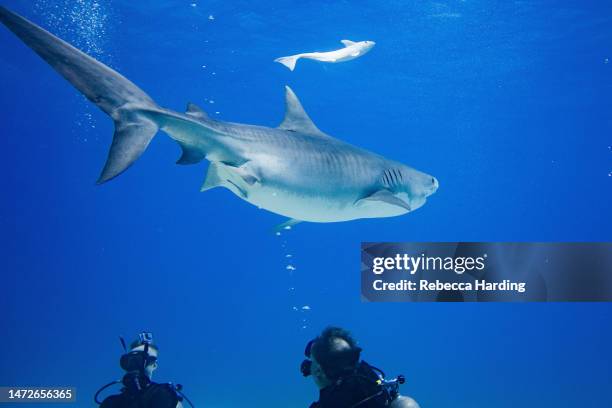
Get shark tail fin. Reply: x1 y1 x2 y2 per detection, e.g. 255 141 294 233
0 6 160 183
274 54 300 71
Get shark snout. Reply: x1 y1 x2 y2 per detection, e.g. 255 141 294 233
364 40 376 49
417 174 439 198
430 176 439 195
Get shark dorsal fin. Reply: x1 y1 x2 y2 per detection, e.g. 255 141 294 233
278 86 325 136
341 39 356 47
186 102 210 120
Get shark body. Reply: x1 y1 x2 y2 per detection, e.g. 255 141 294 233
0 8 437 228
275 40 376 71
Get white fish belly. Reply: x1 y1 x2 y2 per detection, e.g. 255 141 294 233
305 49 356 63
242 184 401 223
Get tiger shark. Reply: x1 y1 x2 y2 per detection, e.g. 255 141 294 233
0 7 438 229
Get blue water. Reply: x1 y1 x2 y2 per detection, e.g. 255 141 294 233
1 1 611 407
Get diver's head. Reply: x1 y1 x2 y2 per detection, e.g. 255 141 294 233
130 343 158 378
381 165 439 213
301 327 362 389
120 334 159 380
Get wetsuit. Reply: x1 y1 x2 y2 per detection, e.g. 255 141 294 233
309 362 391 408
100 382 181 408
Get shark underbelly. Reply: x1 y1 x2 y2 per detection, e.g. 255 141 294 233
205 149 407 222
242 182 404 223
196 124 415 222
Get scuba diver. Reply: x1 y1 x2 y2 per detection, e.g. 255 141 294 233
301 327 420 408
94 332 194 408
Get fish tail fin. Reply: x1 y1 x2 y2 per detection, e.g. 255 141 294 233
274 54 300 71
0 6 161 183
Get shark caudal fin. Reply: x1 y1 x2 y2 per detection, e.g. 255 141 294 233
274 55 300 71
0 6 159 183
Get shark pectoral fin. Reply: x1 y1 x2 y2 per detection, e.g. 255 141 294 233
201 162 255 199
350 52 360 57
341 39 356 47
176 141 206 165
202 161 246 196
201 162 224 192
355 190 411 211
226 179 248 198
274 218 303 233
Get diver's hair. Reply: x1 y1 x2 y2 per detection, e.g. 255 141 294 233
129 339 159 353
311 326 361 380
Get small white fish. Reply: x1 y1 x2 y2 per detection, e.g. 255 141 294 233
275 39 375 71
